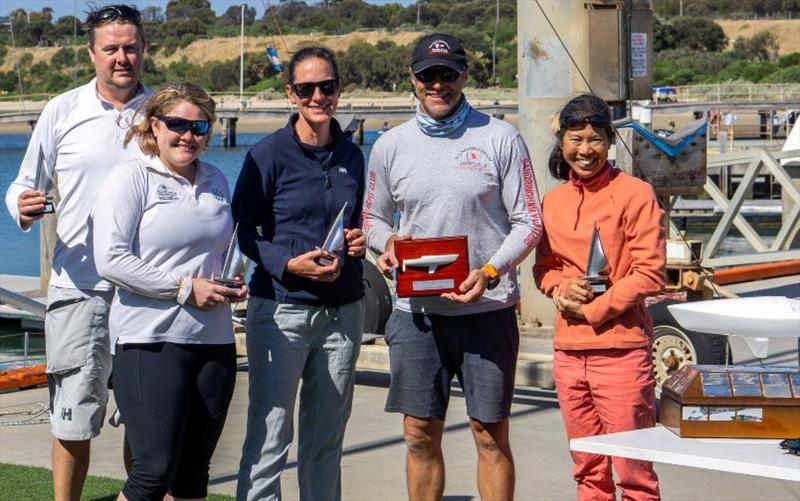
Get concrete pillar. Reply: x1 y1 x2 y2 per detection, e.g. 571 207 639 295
516 0 591 328
220 117 238 148
355 119 365 145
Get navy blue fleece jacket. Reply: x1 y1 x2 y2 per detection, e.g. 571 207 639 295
232 115 365 306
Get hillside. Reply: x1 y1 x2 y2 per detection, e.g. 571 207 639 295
0 30 423 73
717 19 800 55
2 19 798 74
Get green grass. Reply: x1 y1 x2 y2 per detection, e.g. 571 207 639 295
0 463 234 500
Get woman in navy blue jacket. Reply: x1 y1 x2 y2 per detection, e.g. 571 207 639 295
233 47 366 501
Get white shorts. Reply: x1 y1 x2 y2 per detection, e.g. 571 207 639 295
45 285 113 441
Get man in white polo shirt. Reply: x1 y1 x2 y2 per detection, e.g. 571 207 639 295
4 5 149 500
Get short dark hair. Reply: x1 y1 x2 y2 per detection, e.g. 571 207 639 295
287 46 339 84
548 93 614 180
85 4 145 48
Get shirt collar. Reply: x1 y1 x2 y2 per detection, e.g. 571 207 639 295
88 77 150 112
143 154 211 184
569 162 613 192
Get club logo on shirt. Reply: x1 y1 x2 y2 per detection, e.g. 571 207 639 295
338 166 348 174
211 188 226 202
156 184 179 201
454 146 491 172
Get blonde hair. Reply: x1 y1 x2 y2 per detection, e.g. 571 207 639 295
125 82 216 157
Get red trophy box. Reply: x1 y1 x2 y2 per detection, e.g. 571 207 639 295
394 236 469 297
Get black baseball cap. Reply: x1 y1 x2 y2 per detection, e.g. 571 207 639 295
410 34 467 74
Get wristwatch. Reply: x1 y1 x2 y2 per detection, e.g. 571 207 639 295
481 264 500 290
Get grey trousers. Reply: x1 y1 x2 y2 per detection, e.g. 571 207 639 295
237 297 364 501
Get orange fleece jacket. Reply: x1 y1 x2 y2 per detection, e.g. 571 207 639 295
533 165 666 350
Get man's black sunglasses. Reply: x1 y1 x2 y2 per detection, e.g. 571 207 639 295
414 67 461 84
291 79 339 98
157 116 211 136
88 5 141 24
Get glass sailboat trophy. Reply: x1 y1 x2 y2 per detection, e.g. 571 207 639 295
316 201 348 266
214 223 246 289
584 223 608 294
31 144 55 215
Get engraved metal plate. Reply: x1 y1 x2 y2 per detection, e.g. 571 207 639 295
731 372 762 397
761 373 792 398
701 372 732 397
412 279 455 292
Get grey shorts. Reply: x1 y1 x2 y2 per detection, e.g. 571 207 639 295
45 285 113 441
384 306 519 423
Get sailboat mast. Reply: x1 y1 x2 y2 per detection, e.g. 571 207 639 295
240 3 245 107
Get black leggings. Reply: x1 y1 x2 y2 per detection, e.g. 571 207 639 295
113 342 236 501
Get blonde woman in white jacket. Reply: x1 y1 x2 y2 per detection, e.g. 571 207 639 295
94 82 246 501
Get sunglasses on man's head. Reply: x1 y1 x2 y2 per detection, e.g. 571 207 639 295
414 67 461 84
88 5 141 24
157 116 211 136
291 79 339 99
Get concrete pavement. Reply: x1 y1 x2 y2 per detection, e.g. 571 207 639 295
2 359 799 500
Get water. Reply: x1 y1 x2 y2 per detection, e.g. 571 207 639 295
0 325 46 370
0 130 381 277
0 129 782 277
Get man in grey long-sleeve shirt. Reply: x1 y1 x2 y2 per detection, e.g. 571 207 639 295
363 34 543 500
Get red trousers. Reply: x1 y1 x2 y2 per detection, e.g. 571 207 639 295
554 347 661 501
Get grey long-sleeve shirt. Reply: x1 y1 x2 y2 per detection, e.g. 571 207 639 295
363 108 543 316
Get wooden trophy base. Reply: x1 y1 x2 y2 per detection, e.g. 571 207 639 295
660 364 800 438
394 236 469 297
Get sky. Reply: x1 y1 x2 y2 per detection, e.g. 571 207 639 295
1 0 416 20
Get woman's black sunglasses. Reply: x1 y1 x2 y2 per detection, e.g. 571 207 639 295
560 113 612 130
414 67 461 84
157 116 211 136
291 79 339 98
88 5 141 24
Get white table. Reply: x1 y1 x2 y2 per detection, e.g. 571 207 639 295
570 426 800 482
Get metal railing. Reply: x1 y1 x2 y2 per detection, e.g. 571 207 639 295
672 83 800 104
698 148 800 267
0 331 46 369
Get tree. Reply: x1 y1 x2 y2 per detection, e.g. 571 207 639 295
653 17 678 52
166 0 215 23
52 16 83 42
733 30 780 61
784 0 800 17
50 47 76 69
671 17 727 52
141 6 165 23
220 5 257 27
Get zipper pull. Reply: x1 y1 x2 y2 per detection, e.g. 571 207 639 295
324 172 331 189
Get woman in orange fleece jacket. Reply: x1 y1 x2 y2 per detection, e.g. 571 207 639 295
534 94 665 501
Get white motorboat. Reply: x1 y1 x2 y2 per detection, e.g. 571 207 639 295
668 297 800 358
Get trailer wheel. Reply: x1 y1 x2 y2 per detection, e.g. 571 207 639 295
362 261 392 335
649 300 729 394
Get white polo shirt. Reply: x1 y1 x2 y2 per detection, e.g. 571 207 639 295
93 155 234 346
4 78 150 291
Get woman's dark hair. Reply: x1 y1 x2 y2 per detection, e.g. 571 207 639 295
548 93 614 180
287 46 340 84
